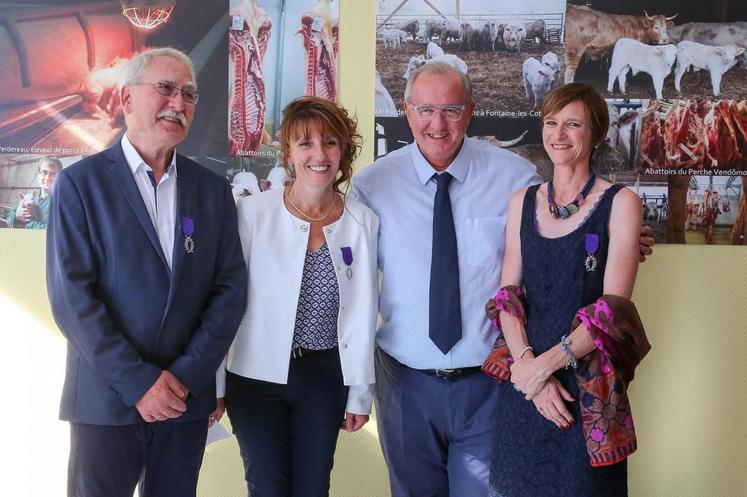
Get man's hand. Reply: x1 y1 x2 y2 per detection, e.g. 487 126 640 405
639 225 655 262
15 204 33 224
341 412 369 432
135 370 189 422
208 398 225 428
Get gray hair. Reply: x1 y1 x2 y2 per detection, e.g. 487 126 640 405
403 62 473 103
39 156 63 171
118 47 195 89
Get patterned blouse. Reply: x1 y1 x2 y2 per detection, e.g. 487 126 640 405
292 243 340 350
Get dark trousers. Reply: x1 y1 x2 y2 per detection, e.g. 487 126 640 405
375 348 500 497
68 418 208 497
225 348 349 497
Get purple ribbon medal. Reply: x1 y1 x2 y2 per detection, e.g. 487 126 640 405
181 216 195 254
584 233 599 272
341 246 353 280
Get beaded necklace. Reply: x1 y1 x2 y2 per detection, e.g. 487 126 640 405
547 173 596 219
284 186 337 222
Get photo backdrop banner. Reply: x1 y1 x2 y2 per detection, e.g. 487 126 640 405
374 0 747 246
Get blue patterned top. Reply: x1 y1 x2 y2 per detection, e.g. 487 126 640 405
292 243 340 350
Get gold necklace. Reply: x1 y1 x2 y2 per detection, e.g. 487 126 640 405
284 186 337 222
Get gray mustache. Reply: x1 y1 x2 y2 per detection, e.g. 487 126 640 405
156 110 187 126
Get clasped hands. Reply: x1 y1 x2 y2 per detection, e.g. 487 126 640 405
510 357 575 431
135 370 189 423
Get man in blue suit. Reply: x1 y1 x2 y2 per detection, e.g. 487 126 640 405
46 47 247 497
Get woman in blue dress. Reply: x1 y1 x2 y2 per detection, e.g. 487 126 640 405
486 83 650 497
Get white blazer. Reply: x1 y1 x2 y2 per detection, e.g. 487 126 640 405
226 188 379 414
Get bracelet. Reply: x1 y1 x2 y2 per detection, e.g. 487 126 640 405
559 335 577 370
518 345 534 359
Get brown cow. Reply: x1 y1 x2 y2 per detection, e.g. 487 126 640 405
564 4 677 84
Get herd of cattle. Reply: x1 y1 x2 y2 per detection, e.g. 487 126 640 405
379 17 549 54
566 5 747 98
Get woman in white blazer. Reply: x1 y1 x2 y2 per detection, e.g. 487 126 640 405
223 97 379 497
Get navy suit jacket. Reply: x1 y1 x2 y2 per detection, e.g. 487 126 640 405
46 142 248 425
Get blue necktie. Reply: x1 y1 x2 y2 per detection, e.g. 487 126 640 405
429 172 462 354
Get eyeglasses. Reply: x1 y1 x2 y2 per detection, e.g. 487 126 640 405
135 81 200 104
409 103 467 121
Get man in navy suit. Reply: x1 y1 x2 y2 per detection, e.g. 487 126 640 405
46 47 247 497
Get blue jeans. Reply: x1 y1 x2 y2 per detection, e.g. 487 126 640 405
226 348 348 497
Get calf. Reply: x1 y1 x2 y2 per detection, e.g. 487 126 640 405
403 54 468 80
522 57 555 107
607 38 677 99
674 41 744 96
382 31 400 49
426 41 444 59
503 21 527 53
541 51 561 82
668 22 747 69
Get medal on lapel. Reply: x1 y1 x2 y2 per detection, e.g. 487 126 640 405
584 233 599 272
181 216 195 254
341 246 353 280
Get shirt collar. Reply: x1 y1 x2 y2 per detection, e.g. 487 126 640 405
121 133 177 178
410 137 470 186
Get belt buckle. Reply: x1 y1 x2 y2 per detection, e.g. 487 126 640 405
435 368 456 379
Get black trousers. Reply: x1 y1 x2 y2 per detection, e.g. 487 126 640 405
225 348 349 497
68 417 208 497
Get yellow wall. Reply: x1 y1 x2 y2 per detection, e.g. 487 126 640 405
2 1 746 496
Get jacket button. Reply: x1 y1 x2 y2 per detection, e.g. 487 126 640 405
325 228 332 233
301 225 309 232
343 344 348 349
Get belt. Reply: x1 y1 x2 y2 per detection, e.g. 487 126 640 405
291 346 335 360
419 366 482 380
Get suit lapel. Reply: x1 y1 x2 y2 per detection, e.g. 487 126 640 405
107 144 170 269
166 154 193 311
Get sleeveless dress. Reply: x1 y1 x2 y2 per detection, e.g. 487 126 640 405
488 183 628 497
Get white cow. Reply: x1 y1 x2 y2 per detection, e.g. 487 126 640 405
425 18 442 42
382 30 400 49
403 54 468 80
426 41 445 59
674 41 744 96
375 70 397 117
522 57 555 107
668 22 747 69
439 19 462 44
260 166 290 191
503 21 527 53
541 51 561 83
459 21 477 51
607 38 677 99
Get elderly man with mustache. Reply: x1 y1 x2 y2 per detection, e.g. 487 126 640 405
46 48 247 497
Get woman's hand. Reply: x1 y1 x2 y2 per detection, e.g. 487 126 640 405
341 412 369 432
208 397 225 428
510 356 551 400
532 377 575 430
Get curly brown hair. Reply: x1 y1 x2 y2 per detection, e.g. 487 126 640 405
278 97 361 193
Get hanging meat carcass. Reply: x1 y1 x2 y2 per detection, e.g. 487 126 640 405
638 101 667 170
229 0 272 156
297 0 339 101
726 100 747 165
664 99 709 169
704 100 740 169
663 100 682 169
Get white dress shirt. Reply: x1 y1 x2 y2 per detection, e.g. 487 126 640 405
350 137 542 370
121 134 177 269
